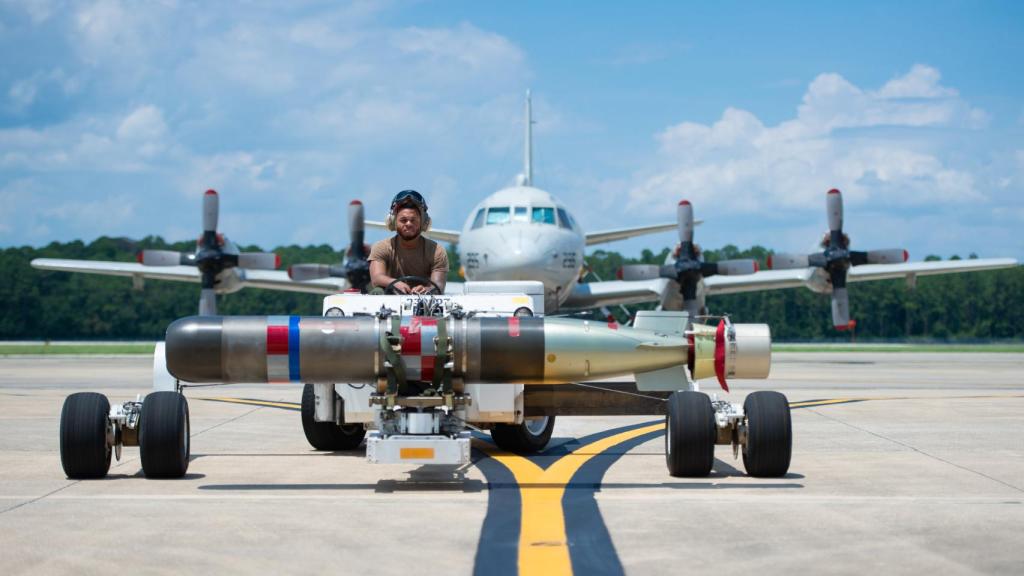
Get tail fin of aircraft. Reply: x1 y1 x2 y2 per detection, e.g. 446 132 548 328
523 89 533 186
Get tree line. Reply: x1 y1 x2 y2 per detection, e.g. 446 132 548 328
1 237 1020 341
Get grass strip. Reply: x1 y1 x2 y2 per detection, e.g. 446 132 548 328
774 344 1024 353
0 344 156 355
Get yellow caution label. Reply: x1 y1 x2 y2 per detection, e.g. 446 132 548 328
400 447 435 460
512 296 530 304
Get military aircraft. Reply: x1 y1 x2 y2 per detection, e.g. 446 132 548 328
290 91 1017 325
33 92 1017 326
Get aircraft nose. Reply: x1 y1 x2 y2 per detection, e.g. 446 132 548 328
487 228 555 274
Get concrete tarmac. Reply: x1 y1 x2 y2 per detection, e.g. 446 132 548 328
0 353 1022 575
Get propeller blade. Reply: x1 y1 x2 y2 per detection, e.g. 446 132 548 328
619 264 661 281
714 259 758 275
768 253 810 269
865 249 908 265
684 299 702 324
238 252 280 270
203 189 219 233
658 264 678 279
138 250 187 267
198 288 217 316
288 264 332 281
826 188 843 233
831 287 850 329
348 200 366 259
677 200 694 244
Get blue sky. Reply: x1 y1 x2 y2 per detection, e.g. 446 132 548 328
1 0 1022 260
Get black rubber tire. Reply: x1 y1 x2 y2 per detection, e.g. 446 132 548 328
665 391 716 477
742 391 792 478
139 391 190 478
60 392 111 479
301 384 366 451
491 416 556 454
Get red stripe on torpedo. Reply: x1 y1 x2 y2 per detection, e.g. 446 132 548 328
508 317 520 338
267 325 289 355
400 324 422 355
421 356 435 382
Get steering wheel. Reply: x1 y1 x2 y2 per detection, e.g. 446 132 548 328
385 275 442 295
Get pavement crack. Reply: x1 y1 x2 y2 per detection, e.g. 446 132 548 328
808 408 1024 494
0 481 78 516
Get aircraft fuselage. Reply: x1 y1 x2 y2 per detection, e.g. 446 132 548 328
458 185 584 311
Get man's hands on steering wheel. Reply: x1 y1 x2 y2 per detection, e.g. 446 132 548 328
385 275 442 295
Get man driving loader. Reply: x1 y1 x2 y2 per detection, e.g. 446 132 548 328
368 189 449 294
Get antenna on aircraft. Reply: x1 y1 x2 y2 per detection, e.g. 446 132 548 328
524 89 534 186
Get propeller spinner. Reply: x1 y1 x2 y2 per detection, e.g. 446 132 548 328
137 189 280 315
768 188 908 330
288 200 371 292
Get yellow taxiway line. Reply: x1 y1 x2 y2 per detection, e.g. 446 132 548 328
476 422 663 576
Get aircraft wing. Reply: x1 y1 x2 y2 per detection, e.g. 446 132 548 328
584 221 700 247
846 258 1018 282
703 258 1018 295
561 278 672 310
703 269 815 295
235 269 345 294
30 258 346 295
32 258 202 283
365 220 461 244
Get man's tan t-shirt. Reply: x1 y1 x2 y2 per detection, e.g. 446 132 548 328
368 236 449 280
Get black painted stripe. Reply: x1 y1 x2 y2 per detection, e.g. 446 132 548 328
563 428 663 575
477 317 545 382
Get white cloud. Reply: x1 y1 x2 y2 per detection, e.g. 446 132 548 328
0 104 175 171
6 68 80 111
3 0 59 25
875 64 957 99
43 193 137 229
628 64 990 216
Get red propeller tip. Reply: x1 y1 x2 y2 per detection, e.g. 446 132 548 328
678 200 691 206
349 200 362 206
754 261 760 272
615 267 623 280
903 250 909 262
205 189 218 196
827 188 841 195
275 254 281 269
136 252 144 264
287 265 293 277
766 255 773 269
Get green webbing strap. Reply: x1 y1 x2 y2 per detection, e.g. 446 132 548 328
380 316 406 393
432 317 449 390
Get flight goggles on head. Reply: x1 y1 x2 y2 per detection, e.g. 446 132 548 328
390 189 427 213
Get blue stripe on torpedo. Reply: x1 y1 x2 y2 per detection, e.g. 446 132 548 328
288 316 301 382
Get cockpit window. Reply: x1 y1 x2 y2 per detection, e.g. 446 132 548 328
513 206 529 222
532 207 555 225
556 207 574 230
471 208 486 230
486 207 510 225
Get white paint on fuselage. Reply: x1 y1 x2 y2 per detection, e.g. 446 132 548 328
458 186 584 311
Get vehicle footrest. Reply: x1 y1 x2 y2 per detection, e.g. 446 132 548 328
366 432 471 465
